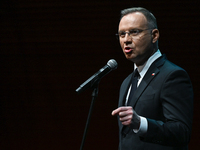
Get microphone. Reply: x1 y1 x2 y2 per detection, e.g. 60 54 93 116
75 59 118 94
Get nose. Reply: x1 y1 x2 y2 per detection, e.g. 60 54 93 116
124 33 132 44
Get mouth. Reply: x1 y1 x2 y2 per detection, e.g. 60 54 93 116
124 47 133 54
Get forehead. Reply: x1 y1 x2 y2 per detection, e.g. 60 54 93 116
119 12 148 31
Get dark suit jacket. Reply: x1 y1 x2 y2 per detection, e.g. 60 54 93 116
118 55 193 150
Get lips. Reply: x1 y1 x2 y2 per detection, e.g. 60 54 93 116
124 47 133 54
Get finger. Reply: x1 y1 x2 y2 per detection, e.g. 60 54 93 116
119 114 132 122
119 108 133 117
111 108 119 116
122 120 132 126
112 107 130 116
113 106 132 115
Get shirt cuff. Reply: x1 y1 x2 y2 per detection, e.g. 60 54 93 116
133 116 148 135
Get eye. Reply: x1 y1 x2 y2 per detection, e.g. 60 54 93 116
129 29 141 35
119 31 126 37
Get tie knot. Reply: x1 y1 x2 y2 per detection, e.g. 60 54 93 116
133 68 140 78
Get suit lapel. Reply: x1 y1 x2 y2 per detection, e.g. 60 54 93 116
119 74 132 107
118 74 132 133
129 55 166 108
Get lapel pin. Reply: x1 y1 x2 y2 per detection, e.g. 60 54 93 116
152 73 155 76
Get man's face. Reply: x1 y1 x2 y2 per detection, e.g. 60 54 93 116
118 12 155 66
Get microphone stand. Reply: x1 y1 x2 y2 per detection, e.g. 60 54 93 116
79 82 99 150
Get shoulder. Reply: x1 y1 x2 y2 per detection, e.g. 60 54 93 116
158 59 192 88
148 55 192 85
162 59 189 77
156 55 187 75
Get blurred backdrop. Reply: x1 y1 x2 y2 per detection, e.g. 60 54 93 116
0 0 199 149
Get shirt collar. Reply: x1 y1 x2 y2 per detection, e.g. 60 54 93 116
134 50 162 79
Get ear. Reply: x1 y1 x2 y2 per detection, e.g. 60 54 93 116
152 29 159 44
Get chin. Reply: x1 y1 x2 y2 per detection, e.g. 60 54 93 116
126 57 135 63
125 54 135 62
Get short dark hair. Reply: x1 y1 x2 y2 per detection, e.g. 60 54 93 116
120 7 158 29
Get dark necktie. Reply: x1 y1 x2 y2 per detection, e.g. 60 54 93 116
127 68 140 105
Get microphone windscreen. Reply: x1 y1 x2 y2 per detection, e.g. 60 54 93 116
107 59 118 70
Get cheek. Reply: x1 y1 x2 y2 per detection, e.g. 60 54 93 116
135 38 152 51
119 42 125 53
119 40 124 48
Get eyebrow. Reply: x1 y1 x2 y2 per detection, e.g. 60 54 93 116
118 28 141 32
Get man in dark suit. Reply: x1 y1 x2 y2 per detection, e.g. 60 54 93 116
112 7 193 150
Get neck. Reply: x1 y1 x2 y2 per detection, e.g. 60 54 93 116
135 48 158 67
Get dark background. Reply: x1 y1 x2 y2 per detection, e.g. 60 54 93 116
0 0 199 149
